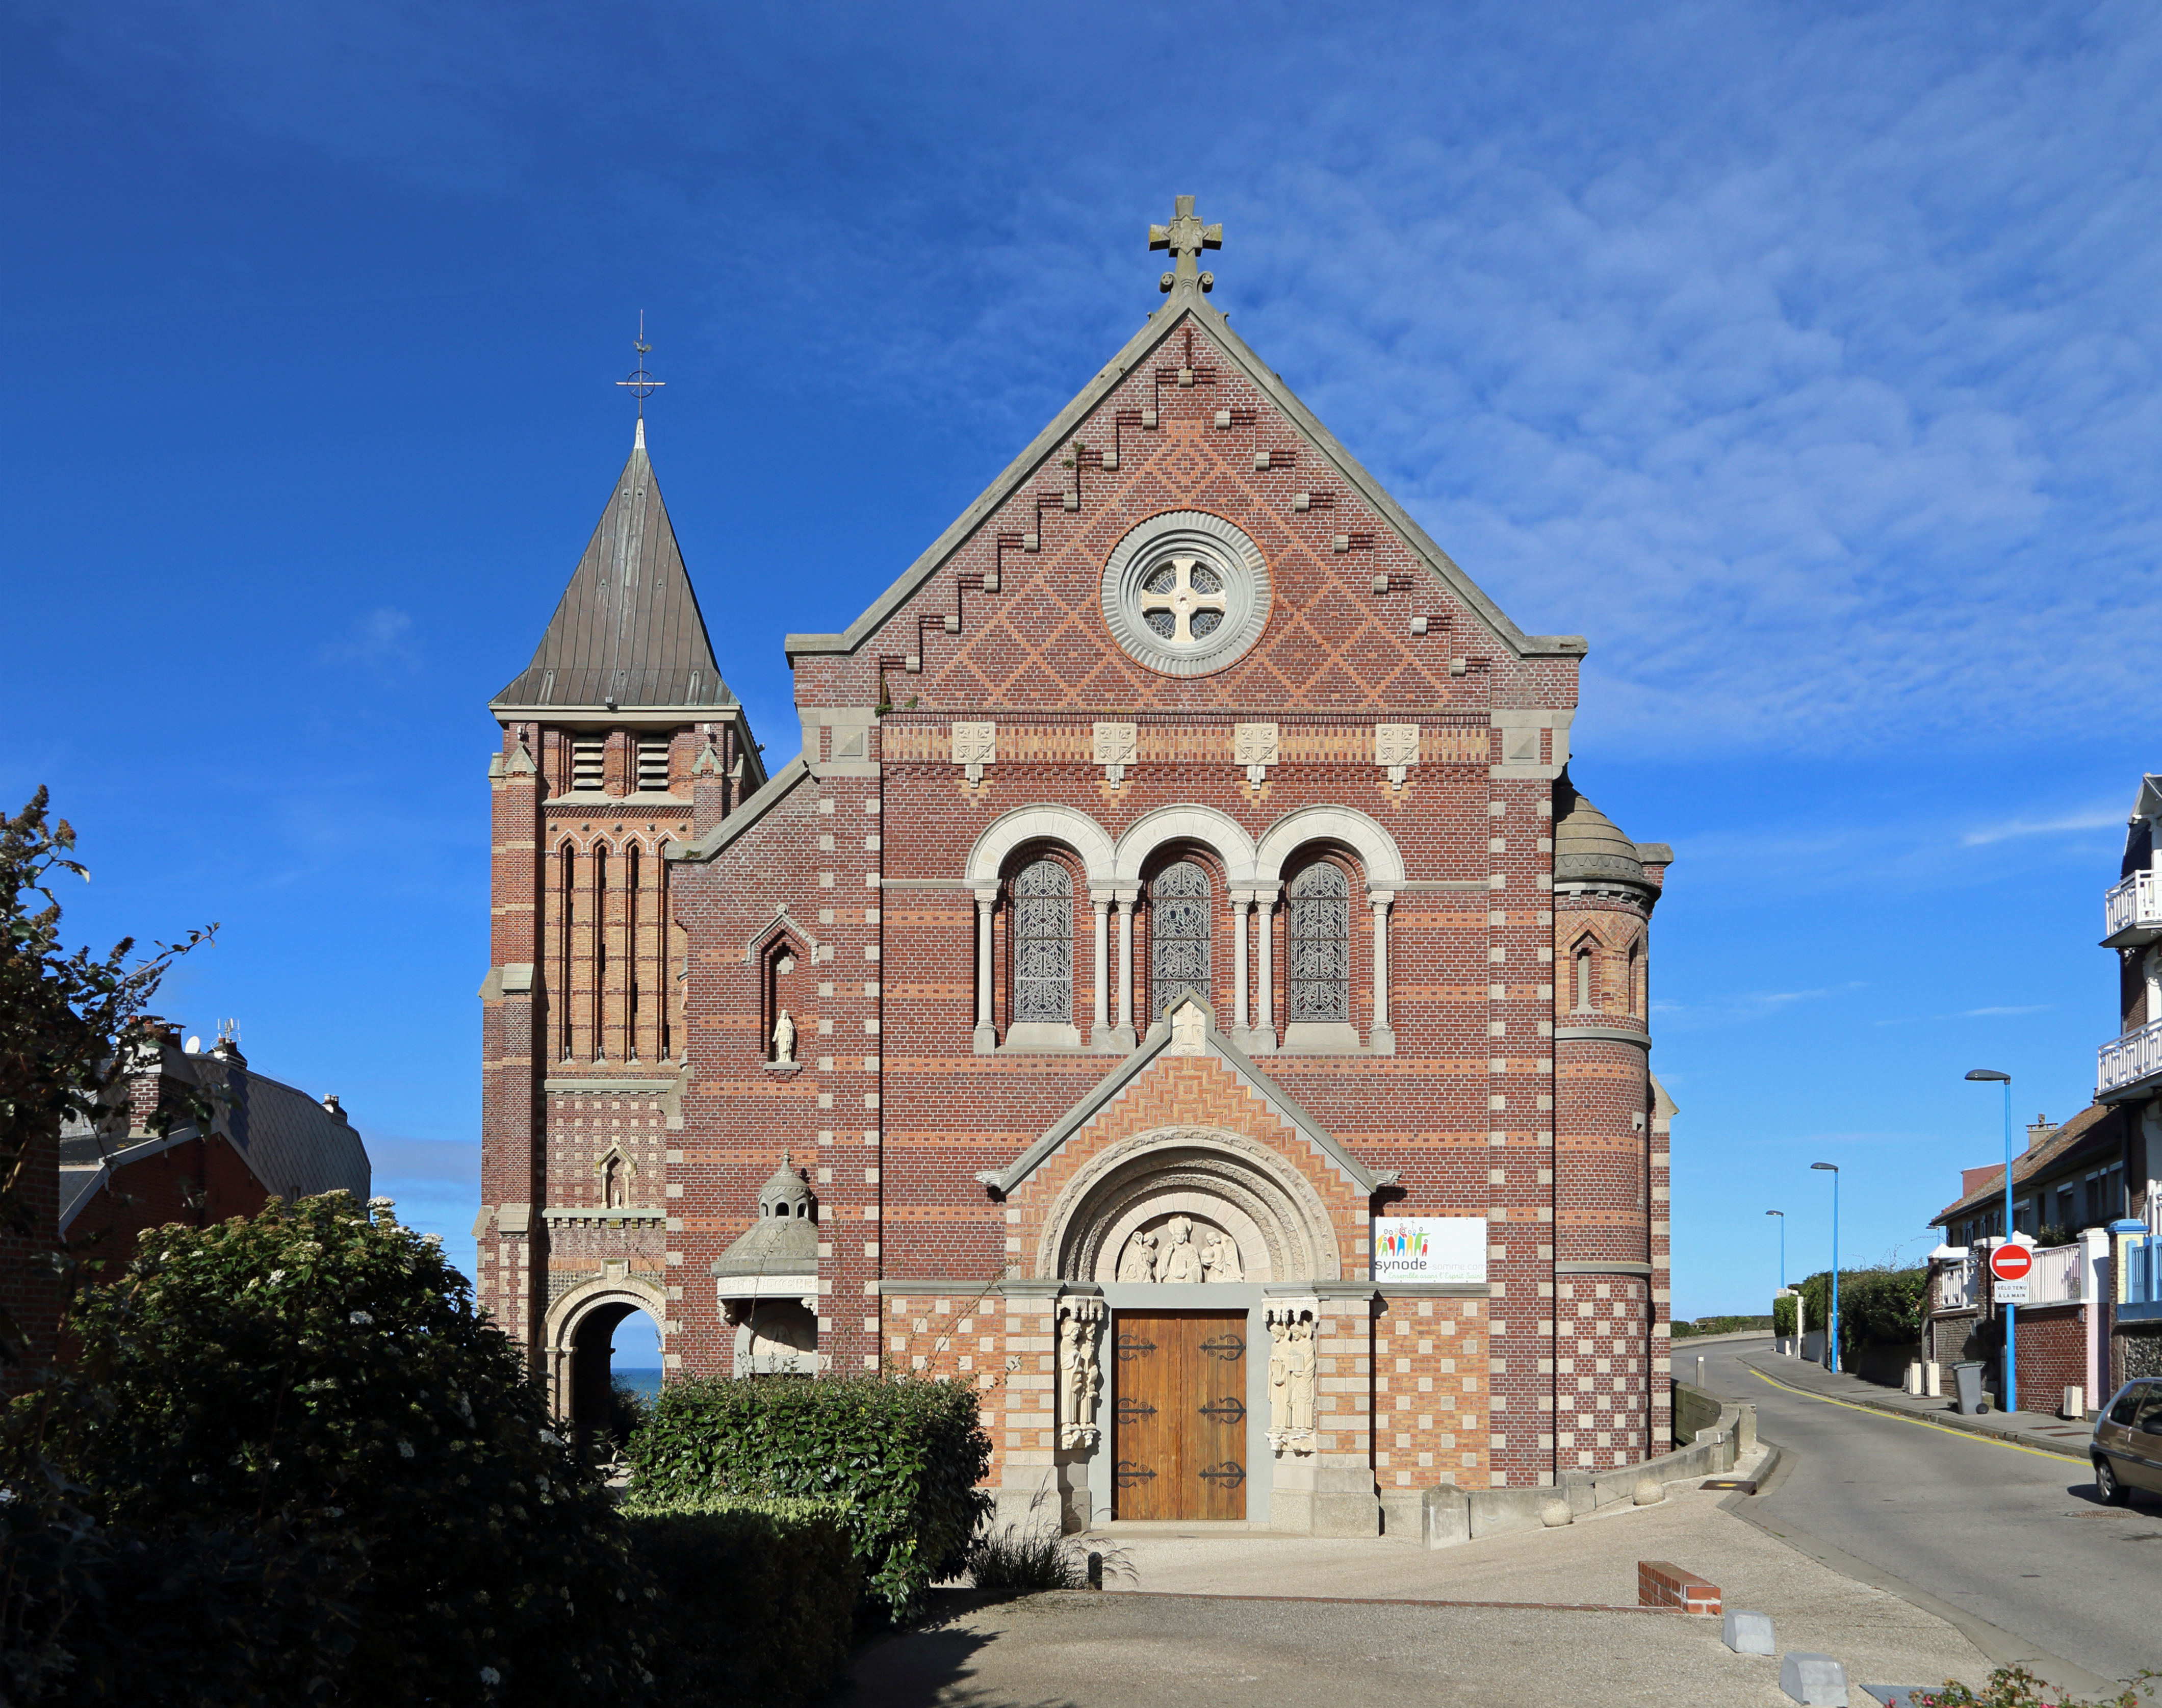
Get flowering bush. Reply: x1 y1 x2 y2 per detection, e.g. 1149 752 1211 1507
628 1374 992 1621
1921 1664 2157 1707
8 1194 655 1706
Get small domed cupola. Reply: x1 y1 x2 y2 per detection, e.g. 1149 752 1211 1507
758 1152 816 1221
712 1152 820 1285
1553 770 1659 901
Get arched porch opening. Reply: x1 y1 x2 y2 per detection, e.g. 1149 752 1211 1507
545 1277 668 1454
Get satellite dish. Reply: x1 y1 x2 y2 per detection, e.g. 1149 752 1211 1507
184 1036 201 1054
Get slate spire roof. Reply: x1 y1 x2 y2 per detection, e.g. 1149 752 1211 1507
494 422 737 710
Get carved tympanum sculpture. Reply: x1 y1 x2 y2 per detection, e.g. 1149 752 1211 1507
1201 1230 1244 1282
1157 1217 1205 1284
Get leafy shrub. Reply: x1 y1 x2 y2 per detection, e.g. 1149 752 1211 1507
1772 1295 1797 1337
622 1495 860 1707
1797 1267 1927 1364
628 1374 992 1621
17 1194 655 1706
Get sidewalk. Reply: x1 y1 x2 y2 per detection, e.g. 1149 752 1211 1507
826 1445 1999 1708
1733 1349 2097 1461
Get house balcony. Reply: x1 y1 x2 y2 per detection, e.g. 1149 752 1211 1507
2102 870 2162 947
2097 1017 2162 1101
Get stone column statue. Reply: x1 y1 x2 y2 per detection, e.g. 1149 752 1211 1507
1268 1320 1291 1434
771 1008 796 1064
1266 1303 1319 1456
1058 1303 1104 1450
1285 1322 1316 1433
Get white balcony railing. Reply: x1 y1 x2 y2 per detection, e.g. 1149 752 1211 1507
1933 1244 2082 1309
2098 1016 2162 1098
2104 870 2162 944
2030 1241 2083 1305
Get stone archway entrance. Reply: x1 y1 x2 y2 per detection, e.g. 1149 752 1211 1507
545 1279 667 1447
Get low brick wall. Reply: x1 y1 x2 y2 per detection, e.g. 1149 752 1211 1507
1638 1559 1721 1615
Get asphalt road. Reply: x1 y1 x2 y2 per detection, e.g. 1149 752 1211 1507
1696 1338 2161 1688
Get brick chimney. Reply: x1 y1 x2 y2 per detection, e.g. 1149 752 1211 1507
321 1094 347 1123
2026 1114 2053 1151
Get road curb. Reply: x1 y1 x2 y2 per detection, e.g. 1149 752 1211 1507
1736 1358 2090 1463
1717 1432 2122 1700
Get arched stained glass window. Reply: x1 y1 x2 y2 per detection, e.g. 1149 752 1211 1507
1288 863 1351 1022
1149 860 1212 1019
1012 859 1074 1024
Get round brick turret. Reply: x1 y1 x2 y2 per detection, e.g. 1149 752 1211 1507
1550 770 1671 1471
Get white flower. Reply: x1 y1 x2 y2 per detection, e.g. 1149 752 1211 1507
479 1667 500 1687
398 1441 415 1459
349 1311 373 1326
537 1429 562 1446
423 1232 443 1247
267 1269 286 1284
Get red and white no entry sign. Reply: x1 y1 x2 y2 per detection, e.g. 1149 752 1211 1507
1989 1243 2034 1282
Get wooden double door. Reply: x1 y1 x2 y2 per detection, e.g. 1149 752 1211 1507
1112 1310 1249 1520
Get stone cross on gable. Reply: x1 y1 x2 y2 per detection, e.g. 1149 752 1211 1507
1150 195 1223 293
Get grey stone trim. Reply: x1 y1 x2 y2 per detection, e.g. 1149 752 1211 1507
1552 1025 1652 1048
975 1005 1396 1199
668 756 812 864
542 1207 666 1225
1556 1260 1654 1276
1371 1280 1496 1296
782 288 1583 668
877 1278 1011 1296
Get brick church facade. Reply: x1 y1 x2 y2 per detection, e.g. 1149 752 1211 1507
476 202 1676 1528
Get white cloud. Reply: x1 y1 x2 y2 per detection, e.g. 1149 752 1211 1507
320 607 418 676
1960 809 2123 847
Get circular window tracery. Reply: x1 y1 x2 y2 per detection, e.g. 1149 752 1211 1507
1101 510 1271 676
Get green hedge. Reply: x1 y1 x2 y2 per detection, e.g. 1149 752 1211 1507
627 1375 991 1621
625 1496 860 1708
1772 1295 1797 1337
1797 1267 1928 1364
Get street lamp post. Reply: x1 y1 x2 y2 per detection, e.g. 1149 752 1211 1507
1966 1068 2015 1414
1810 1164 1839 1372
1767 1208 1790 1357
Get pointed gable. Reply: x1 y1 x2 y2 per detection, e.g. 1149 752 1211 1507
494 427 736 710
786 252 1585 716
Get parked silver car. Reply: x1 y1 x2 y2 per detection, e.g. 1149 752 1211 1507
2092 1377 2162 1505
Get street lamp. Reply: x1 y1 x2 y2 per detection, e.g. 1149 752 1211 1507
1765 1209 1786 1290
1966 1068 2015 1414
1811 1164 1839 1373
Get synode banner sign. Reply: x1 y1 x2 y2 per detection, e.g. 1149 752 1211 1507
1372 1217 1487 1284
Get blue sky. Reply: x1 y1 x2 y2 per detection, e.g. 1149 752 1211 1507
5 2 2159 1339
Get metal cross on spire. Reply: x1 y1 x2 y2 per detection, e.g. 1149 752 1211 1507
615 311 665 431
1149 195 1223 294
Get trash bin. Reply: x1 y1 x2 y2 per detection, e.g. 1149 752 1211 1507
1952 1361 1987 1416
